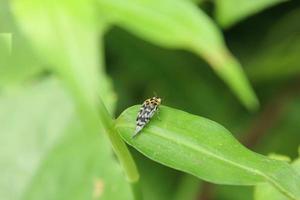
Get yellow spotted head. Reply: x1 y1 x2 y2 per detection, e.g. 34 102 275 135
150 96 161 105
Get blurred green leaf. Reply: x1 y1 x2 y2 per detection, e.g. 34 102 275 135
0 79 73 200
97 0 258 110
0 34 42 87
10 0 142 199
246 8 300 82
11 0 115 112
11 2 142 199
0 33 11 53
0 1 44 87
0 34 10 68
254 152 300 200
116 105 300 199
24 121 132 200
215 0 286 28
0 78 132 200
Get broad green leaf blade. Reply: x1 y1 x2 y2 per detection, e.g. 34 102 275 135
97 0 258 110
255 153 300 200
215 0 286 28
0 78 132 200
116 105 300 200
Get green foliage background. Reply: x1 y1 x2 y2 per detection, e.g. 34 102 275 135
1 0 300 200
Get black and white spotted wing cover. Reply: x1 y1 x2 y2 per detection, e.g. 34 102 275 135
133 101 158 138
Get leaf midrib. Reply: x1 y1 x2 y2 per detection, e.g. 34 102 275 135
117 123 296 200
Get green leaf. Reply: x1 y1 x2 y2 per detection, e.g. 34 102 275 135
255 183 291 200
0 1 42 87
0 33 11 53
116 105 300 200
0 78 132 200
24 121 132 200
12 2 141 199
254 153 300 200
0 79 73 199
97 0 258 110
0 33 42 87
11 0 115 112
215 0 286 28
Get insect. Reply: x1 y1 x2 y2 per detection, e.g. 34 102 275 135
133 96 162 138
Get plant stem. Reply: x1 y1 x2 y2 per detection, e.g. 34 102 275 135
96 31 140 185
97 99 142 200
98 99 140 183
61 75 141 199
130 181 143 200
59 29 141 199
